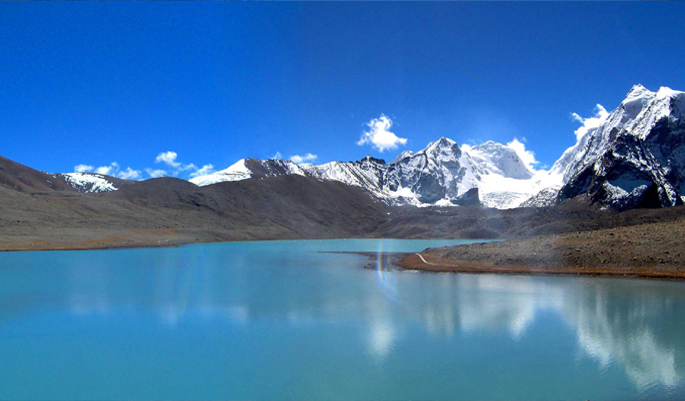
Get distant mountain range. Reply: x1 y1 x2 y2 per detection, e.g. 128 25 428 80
189 138 550 209
189 84 685 211
3 85 685 251
20 84 685 212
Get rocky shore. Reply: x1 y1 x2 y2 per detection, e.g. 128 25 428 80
396 219 685 279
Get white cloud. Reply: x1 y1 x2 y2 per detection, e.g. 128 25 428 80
357 115 407 152
118 167 142 180
155 151 180 168
74 162 143 180
94 162 120 176
74 164 93 173
506 137 539 171
154 150 202 176
571 104 609 141
290 153 318 165
189 164 215 178
272 151 283 160
145 168 167 178
176 163 197 172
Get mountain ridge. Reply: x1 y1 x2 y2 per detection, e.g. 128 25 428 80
190 84 685 211
2 146 685 252
4 84 683 212
191 136 547 208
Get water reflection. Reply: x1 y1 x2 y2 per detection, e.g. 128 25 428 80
1 242 684 396
560 280 684 390
451 275 561 338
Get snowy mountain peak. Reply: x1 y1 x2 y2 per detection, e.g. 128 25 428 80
425 136 458 151
189 159 251 186
656 86 684 101
423 137 461 163
433 136 456 145
359 155 386 165
622 84 683 101
465 141 533 179
244 158 307 178
551 84 685 210
626 83 648 96
549 85 677 183
190 136 549 208
621 84 657 119
391 150 414 164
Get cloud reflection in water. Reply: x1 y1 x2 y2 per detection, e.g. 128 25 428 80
34 243 685 393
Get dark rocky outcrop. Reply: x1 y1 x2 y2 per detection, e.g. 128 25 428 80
451 187 480 206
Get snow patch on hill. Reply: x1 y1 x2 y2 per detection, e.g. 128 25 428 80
58 173 119 193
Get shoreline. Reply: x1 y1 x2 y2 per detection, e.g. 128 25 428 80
336 251 685 281
6 223 685 281
0 235 463 253
390 219 685 281
395 253 685 281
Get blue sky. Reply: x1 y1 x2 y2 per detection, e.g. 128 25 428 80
2 2 685 179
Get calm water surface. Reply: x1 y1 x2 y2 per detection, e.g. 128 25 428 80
0 239 684 400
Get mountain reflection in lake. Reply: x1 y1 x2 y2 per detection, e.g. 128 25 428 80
0 239 683 400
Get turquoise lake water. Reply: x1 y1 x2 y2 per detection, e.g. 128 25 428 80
0 238 684 400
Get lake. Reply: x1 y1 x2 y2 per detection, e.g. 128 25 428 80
0 239 683 400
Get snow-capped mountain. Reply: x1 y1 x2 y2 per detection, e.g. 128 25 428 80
188 159 253 186
540 85 685 210
55 172 126 193
188 85 685 210
304 156 389 199
25 84 682 211
383 137 473 204
191 137 551 208
379 137 552 207
189 158 305 186
466 141 534 180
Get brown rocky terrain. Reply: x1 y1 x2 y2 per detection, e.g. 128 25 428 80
0 155 76 192
0 173 389 251
398 217 685 279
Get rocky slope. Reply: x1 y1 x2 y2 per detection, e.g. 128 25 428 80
0 155 77 193
399 214 685 278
